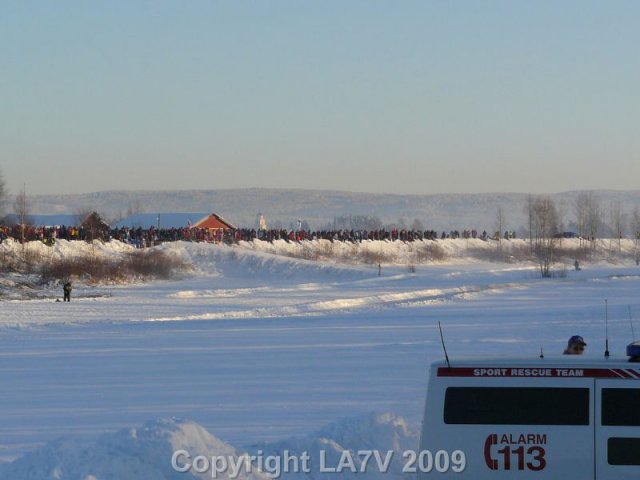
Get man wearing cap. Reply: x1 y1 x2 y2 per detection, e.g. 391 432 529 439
564 336 587 355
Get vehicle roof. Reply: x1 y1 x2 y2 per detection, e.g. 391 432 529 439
431 355 636 368
430 356 640 380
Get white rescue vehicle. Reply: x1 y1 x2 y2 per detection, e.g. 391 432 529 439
418 342 640 478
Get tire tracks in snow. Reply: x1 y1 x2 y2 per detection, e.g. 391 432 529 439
147 282 528 322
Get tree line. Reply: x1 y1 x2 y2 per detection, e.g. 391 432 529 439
523 193 640 276
2 170 639 250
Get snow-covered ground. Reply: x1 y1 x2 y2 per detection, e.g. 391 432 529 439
1 239 639 478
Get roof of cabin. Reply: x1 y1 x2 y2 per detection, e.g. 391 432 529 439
192 214 235 230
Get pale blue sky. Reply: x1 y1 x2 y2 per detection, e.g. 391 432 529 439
1 1 639 195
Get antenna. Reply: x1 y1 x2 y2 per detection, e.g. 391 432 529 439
539 346 544 359
629 305 636 341
438 321 451 369
604 299 610 359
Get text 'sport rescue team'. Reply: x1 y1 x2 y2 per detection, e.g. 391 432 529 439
473 368 584 377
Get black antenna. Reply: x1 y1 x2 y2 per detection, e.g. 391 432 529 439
438 321 451 369
539 346 544 359
605 299 610 359
629 305 636 341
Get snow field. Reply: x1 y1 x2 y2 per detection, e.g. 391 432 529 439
1 239 640 478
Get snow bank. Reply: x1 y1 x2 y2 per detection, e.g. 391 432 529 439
0 419 269 480
0 238 135 263
2 236 637 282
245 412 418 479
232 237 640 267
0 414 416 480
177 242 370 281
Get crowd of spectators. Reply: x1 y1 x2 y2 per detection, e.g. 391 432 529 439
231 228 514 242
1 225 83 245
0 223 519 248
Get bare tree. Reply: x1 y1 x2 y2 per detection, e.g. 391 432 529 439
495 206 505 253
525 195 534 253
585 192 602 249
75 210 110 243
531 196 560 277
575 191 602 249
632 207 640 235
14 186 33 244
0 170 5 222
631 206 640 265
82 212 110 243
574 192 589 248
609 200 625 253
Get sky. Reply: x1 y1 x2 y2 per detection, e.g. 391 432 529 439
1 1 639 196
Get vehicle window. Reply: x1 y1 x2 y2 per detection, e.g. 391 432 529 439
444 387 590 425
602 388 640 426
608 437 640 465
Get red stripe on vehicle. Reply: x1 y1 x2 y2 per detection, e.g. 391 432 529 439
437 367 634 379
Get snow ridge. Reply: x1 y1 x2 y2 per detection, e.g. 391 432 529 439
0 414 416 480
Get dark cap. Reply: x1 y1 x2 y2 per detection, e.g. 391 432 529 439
568 335 587 347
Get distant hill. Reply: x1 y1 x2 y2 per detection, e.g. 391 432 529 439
16 188 640 233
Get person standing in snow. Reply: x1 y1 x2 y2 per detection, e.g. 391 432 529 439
63 281 72 302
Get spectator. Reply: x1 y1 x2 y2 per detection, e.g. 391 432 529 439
563 336 586 355
63 281 72 302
